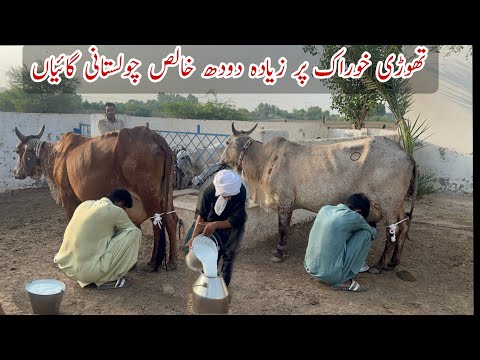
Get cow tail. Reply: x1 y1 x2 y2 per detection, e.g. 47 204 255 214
162 150 177 271
407 157 419 220
154 147 175 272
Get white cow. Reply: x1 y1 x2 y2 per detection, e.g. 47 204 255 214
176 143 225 188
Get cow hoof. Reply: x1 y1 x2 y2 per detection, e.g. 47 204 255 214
166 261 177 271
141 264 157 273
270 255 284 263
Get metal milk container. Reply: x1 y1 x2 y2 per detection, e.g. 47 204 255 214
187 234 230 315
192 271 230 315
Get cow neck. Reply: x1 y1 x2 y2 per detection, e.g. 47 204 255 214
37 141 56 181
237 139 263 180
37 141 62 205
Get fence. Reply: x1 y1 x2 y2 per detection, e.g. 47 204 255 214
153 129 230 190
73 121 228 190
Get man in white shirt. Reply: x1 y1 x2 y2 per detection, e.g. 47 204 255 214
98 102 125 134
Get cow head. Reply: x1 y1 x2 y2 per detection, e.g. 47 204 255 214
175 147 192 175
14 125 45 180
220 122 258 170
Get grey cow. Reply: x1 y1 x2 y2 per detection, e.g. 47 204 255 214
176 143 225 188
220 122 418 272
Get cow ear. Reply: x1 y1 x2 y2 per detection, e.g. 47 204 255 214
22 148 36 175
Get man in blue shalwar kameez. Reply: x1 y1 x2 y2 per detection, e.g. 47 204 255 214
304 193 377 292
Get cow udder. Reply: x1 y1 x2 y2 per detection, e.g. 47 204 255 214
125 190 148 224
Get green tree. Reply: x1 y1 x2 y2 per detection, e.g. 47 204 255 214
0 64 82 113
160 101 197 118
306 106 323 120
123 99 152 117
302 45 401 129
157 92 198 104
371 103 386 117
253 103 283 120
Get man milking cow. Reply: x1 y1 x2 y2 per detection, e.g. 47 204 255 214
54 189 141 289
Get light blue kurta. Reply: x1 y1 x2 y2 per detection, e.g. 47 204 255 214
54 198 141 287
304 204 377 286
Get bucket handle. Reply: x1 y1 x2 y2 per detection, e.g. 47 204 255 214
210 234 220 251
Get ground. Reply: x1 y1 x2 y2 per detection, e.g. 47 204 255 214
0 187 473 315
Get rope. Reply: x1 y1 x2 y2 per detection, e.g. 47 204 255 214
151 211 177 271
33 140 45 165
386 217 409 243
35 140 45 158
237 138 253 171
150 211 176 228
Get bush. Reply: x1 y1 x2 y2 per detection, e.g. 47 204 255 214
417 169 436 199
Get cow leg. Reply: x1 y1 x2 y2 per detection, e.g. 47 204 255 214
141 196 179 272
390 217 410 268
62 195 81 220
147 223 160 269
271 202 293 263
165 212 179 270
137 195 166 273
373 210 399 272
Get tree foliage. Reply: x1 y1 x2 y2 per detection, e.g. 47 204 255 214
302 45 404 129
0 65 340 121
0 64 83 113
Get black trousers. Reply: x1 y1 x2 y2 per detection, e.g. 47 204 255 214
184 222 245 287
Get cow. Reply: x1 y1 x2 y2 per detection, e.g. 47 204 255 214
220 122 418 272
176 142 225 189
13 125 179 272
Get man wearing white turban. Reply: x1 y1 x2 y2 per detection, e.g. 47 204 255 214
185 169 247 287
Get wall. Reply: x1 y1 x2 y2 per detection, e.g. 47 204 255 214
299 132 473 195
408 47 472 156
414 144 473 193
0 104 472 194
90 115 328 142
327 127 398 139
0 112 86 192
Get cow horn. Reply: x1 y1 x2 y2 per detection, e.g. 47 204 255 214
15 127 26 142
34 125 45 139
231 122 240 136
232 122 258 136
245 123 258 135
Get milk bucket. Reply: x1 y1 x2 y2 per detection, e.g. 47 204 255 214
25 279 66 315
186 234 219 274
185 249 203 272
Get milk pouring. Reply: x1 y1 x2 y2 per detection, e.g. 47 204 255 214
189 234 229 314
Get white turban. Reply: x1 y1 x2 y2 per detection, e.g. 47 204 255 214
213 169 242 216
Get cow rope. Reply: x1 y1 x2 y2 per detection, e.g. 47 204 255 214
150 211 176 228
386 217 409 242
237 138 253 172
35 140 45 159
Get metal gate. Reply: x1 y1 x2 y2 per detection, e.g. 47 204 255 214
154 130 230 190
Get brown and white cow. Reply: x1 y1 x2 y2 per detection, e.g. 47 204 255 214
14 125 178 272
220 122 418 272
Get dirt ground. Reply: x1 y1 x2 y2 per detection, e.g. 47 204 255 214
0 187 473 315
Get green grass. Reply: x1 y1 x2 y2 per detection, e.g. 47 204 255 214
417 169 436 199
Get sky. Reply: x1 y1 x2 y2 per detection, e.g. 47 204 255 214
0 45 336 113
